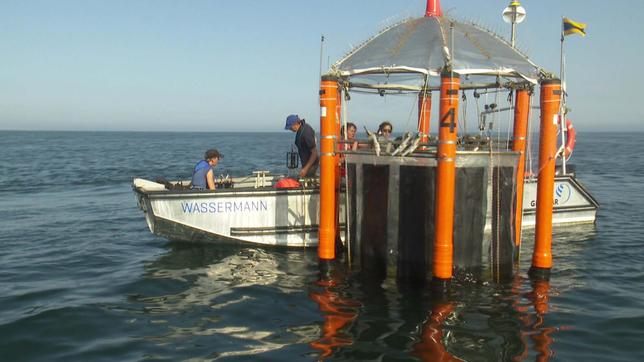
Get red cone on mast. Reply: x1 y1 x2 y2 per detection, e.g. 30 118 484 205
425 0 443 17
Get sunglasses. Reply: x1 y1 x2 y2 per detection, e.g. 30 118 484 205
382 128 392 133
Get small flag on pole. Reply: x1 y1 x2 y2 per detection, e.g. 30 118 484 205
563 18 587 37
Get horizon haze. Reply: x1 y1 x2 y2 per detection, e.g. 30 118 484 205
1 0 641 132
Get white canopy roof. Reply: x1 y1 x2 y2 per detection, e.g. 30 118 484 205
332 16 545 89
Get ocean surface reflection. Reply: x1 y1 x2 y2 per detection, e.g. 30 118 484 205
3 132 642 361
125 244 321 360
120 227 597 361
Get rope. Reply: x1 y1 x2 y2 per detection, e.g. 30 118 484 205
418 74 431 135
402 73 431 134
475 91 483 134
404 94 416 133
493 88 502 281
342 87 352 266
506 91 513 145
526 96 536 180
460 90 467 135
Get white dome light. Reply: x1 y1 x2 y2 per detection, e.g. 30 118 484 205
502 2 526 24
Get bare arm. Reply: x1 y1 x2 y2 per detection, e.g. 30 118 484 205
206 169 216 190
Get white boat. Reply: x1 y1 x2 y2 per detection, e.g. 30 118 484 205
133 170 596 247
133 0 599 252
133 175 338 247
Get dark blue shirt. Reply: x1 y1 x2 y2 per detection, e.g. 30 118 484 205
295 120 318 169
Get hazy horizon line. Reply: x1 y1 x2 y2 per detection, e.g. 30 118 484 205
1 128 642 134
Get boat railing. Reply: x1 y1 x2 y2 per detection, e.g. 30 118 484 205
337 134 511 156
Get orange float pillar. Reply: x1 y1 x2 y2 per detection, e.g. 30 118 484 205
512 88 531 250
425 0 443 17
530 79 561 279
433 69 460 286
417 89 431 149
319 75 339 260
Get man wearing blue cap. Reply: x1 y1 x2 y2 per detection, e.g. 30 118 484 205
285 114 318 178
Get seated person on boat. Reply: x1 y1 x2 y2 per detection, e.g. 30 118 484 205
191 149 222 190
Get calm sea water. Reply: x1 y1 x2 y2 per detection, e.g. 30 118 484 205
1 131 643 361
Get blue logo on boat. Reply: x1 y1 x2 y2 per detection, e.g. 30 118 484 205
554 183 572 205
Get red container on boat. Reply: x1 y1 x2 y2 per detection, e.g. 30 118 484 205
274 177 301 189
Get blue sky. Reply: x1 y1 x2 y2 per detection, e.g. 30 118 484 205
1 0 641 132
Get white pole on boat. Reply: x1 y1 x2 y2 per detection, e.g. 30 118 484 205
319 35 325 82
341 88 351 266
559 19 567 175
502 1 526 48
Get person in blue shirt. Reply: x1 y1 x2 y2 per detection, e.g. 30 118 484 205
191 149 222 190
284 114 318 178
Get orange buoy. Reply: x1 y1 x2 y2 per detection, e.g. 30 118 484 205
433 68 460 283
531 78 561 279
319 75 339 260
512 88 531 249
417 89 431 148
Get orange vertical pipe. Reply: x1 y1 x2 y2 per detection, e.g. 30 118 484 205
417 89 431 149
433 69 459 282
425 0 443 17
319 75 339 260
531 79 561 276
512 89 530 249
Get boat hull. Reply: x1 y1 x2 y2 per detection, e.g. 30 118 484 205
521 175 598 228
133 173 597 247
134 178 343 247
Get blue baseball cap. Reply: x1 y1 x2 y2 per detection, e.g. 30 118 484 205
284 114 300 130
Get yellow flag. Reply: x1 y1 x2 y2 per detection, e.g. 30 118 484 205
563 18 587 37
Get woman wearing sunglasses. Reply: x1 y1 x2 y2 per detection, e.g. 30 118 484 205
377 121 393 138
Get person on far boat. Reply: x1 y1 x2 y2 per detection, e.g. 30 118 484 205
339 122 358 178
377 121 393 139
285 114 318 178
191 149 222 190
341 122 358 151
